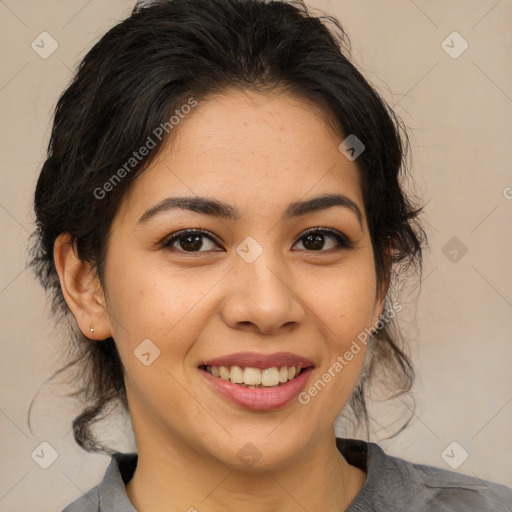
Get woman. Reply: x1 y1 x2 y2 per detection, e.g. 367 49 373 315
28 0 512 510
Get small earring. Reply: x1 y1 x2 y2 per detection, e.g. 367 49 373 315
90 321 95 334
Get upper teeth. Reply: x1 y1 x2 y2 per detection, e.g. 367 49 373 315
205 365 301 387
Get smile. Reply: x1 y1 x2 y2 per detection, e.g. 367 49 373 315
201 364 305 388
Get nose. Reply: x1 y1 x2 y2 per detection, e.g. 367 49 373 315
219 249 306 335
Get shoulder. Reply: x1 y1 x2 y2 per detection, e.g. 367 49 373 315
337 438 512 511
60 486 100 512
387 451 512 511
60 452 138 512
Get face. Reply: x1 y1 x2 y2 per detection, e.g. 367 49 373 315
98 89 384 470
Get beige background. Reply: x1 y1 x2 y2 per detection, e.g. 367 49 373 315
1 0 511 510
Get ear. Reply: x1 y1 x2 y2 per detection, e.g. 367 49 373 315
53 232 113 340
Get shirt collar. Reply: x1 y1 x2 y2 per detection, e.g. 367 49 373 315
98 452 138 511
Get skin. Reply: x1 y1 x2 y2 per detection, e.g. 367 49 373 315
54 89 388 512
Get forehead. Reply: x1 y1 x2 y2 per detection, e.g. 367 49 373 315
118 89 363 222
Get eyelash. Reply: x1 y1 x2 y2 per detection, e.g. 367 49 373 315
161 227 355 253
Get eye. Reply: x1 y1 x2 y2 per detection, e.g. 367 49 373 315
162 227 354 254
162 229 221 252
293 228 354 251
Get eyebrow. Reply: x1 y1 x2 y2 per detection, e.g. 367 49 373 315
137 193 363 227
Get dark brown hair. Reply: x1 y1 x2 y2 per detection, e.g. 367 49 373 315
28 0 425 454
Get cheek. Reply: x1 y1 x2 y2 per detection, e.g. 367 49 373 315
103 254 216 360
303 253 379 343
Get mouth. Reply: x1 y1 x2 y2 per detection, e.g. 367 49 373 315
199 364 308 388
197 352 315 410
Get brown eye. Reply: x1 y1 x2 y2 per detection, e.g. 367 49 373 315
177 234 204 251
293 229 354 251
301 232 325 251
163 230 220 252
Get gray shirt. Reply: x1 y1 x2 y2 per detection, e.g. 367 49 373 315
62 437 512 511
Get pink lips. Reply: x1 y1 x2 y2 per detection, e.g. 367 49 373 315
199 351 314 370
198 351 315 410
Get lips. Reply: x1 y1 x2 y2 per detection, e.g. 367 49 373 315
198 351 314 369
198 352 315 410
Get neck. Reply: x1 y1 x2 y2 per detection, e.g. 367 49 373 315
125 428 366 512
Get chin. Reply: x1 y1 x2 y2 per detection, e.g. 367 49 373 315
206 431 310 472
